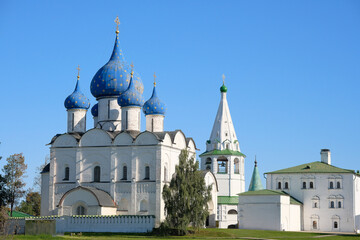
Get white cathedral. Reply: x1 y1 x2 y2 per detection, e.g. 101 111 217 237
41 20 360 233
40 21 241 228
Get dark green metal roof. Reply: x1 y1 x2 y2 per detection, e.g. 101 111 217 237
218 196 239 205
199 149 246 157
8 211 32 217
266 161 355 174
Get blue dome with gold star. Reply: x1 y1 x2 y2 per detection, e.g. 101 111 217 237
90 31 144 99
64 78 90 110
143 85 166 115
118 72 144 107
91 103 98 117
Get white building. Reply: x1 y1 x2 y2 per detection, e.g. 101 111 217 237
238 149 360 233
40 24 208 227
200 79 246 228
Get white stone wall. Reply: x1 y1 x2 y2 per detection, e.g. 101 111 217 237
121 107 141 131
40 173 50 216
97 98 122 131
146 115 164 132
67 109 87 133
217 204 238 228
267 172 357 232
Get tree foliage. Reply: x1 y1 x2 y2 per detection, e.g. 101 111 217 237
17 191 41 216
162 149 212 235
0 174 9 207
2 153 27 217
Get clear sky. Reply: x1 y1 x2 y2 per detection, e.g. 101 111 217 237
0 0 359 191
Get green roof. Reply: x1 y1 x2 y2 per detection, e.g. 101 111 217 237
8 211 32 217
218 196 239 205
238 190 302 205
200 149 246 157
266 161 355 174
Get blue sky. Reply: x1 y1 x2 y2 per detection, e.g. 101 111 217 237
0 0 359 191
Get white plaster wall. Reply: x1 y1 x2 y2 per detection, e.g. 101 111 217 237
67 109 87 133
121 107 141 131
97 98 121 131
146 115 164 132
267 173 355 232
40 173 50 216
217 204 238 228
53 135 78 148
289 204 301 231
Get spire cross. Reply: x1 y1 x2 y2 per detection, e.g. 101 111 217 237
153 72 157 87
114 16 120 34
222 74 225 84
254 155 257 167
77 65 80 80
130 62 134 76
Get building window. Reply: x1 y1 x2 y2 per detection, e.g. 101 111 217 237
64 167 69 181
164 166 168 182
144 166 150 180
336 181 341 189
334 221 338 229
314 202 318 208
329 181 334 189
309 181 314 189
226 143 230 149
234 159 240 174
217 158 228 173
302 182 306 189
284 182 289 189
312 196 320 208
119 198 129 211
313 221 318 230
330 201 335 208
76 206 86 215
228 209 238 215
338 201 342 208
277 182 282 189
140 199 148 212
206 165 211 170
122 165 127 180
94 166 100 182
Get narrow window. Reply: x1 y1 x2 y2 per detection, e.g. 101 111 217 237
125 111 128 129
330 201 335 208
277 182 282 189
330 182 334 189
336 181 341 189
144 166 150 180
71 113 75 131
122 165 127 180
64 167 69 181
310 181 314 189
108 100 110 119
234 159 239 174
217 158 228 173
226 143 230 149
284 182 289 189
314 202 318 208
313 221 317 229
94 166 100 182
302 182 306 189
164 166 167 182
151 118 154 132
338 201 342 208
77 206 85 215
334 221 338 229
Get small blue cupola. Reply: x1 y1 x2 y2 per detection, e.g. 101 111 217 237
90 17 143 99
91 103 98 117
118 67 144 107
143 74 166 115
64 67 90 110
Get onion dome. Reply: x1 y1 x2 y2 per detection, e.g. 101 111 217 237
90 18 144 99
143 73 166 115
118 69 144 107
64 68 90 110
91 103 98 117
220 74 227 93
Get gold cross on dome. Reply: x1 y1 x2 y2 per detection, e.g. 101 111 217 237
130 62 134 76
77 65 81 79
153 72 157 87
222 74 225 84
114 16 120 33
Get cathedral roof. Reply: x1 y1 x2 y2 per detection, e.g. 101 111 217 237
143 81 166 115
266 161 356 174
248 160 263 191
218 196 239 205
90 28 143 99
91 103 98 117
64 76 90 110
41 163 50 173
118 71 144 107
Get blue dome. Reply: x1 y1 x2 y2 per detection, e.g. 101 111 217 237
64 78 90 110
91 103 98 117
118 72 144 107
90 32 144 99
143 85 166 115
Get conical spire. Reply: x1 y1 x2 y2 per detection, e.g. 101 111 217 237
248 157 264 191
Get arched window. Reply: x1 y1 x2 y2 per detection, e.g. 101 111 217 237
330 201 335 208
334 221 338 229
338 201 342 208
284 182 289 189
309 181 314 189
302 182 306 189
329 182 334 189
228 209 238 215
164 166 168 182
313 221 317 229
314 202 318 208
312 196 320 208
64 167 69 181
217 157 228 173
234 159 239 174
277 182 282 189
206 165 211 170
94 166 100 182
336 181 341 189
122 165 127 180
76 206 86 215
144 166 150 180
140 199 148 212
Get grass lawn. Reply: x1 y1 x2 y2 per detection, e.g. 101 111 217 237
8 228 360 240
